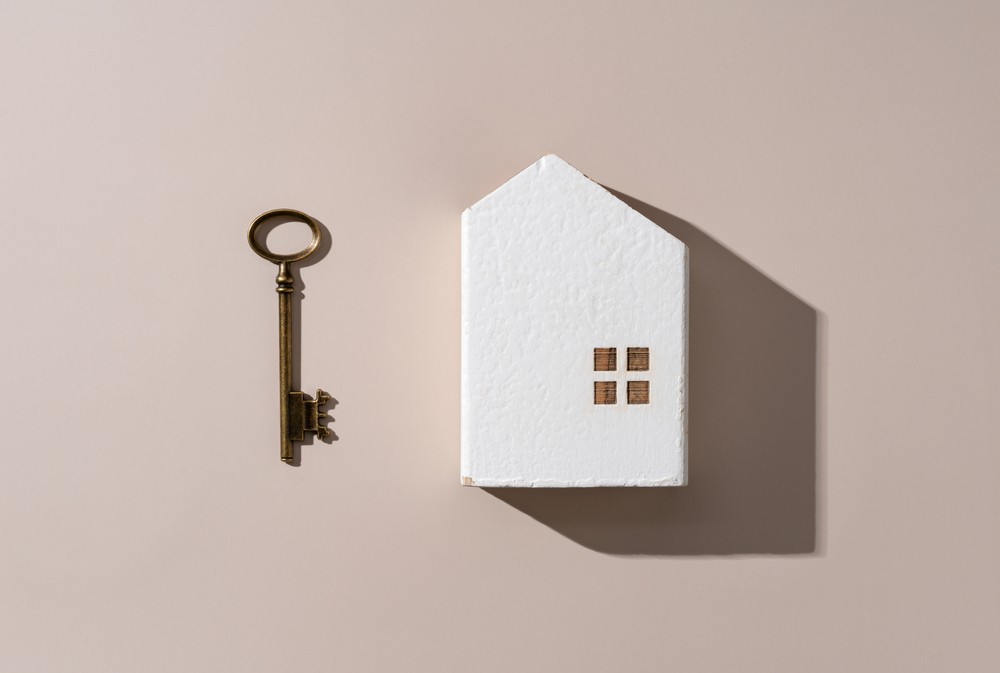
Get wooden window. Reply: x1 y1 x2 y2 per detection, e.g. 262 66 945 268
594 347 617 371
627 380 650 404
627 347 649 371
594 381 617 405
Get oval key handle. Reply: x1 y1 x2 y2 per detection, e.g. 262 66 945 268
247 208 322 264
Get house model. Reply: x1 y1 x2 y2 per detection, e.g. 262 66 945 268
461 155 689 487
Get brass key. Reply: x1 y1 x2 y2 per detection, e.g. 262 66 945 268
248 209 330 462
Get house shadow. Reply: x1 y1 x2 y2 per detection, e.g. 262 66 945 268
484 190 821 555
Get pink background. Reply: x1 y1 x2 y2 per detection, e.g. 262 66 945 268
1 1 998 670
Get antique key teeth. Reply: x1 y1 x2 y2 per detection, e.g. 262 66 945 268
313 389 332 440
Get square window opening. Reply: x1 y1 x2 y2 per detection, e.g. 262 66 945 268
594 381 617 405
627 380 650 404
594 348 617 372
627 347 649 371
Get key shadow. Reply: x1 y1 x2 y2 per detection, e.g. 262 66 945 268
252 214 339 467
483 190 822 555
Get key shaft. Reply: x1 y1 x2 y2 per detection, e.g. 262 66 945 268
277 262 294 461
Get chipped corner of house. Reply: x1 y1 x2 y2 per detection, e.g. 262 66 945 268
461 476 474 487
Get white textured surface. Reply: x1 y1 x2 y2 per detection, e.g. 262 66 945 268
461 155 688 487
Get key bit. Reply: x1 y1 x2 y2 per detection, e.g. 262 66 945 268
289 389 332 441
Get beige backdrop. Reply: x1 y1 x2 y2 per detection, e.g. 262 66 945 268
2 1 998 671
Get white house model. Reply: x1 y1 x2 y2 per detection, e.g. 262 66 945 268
461 155 689 487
